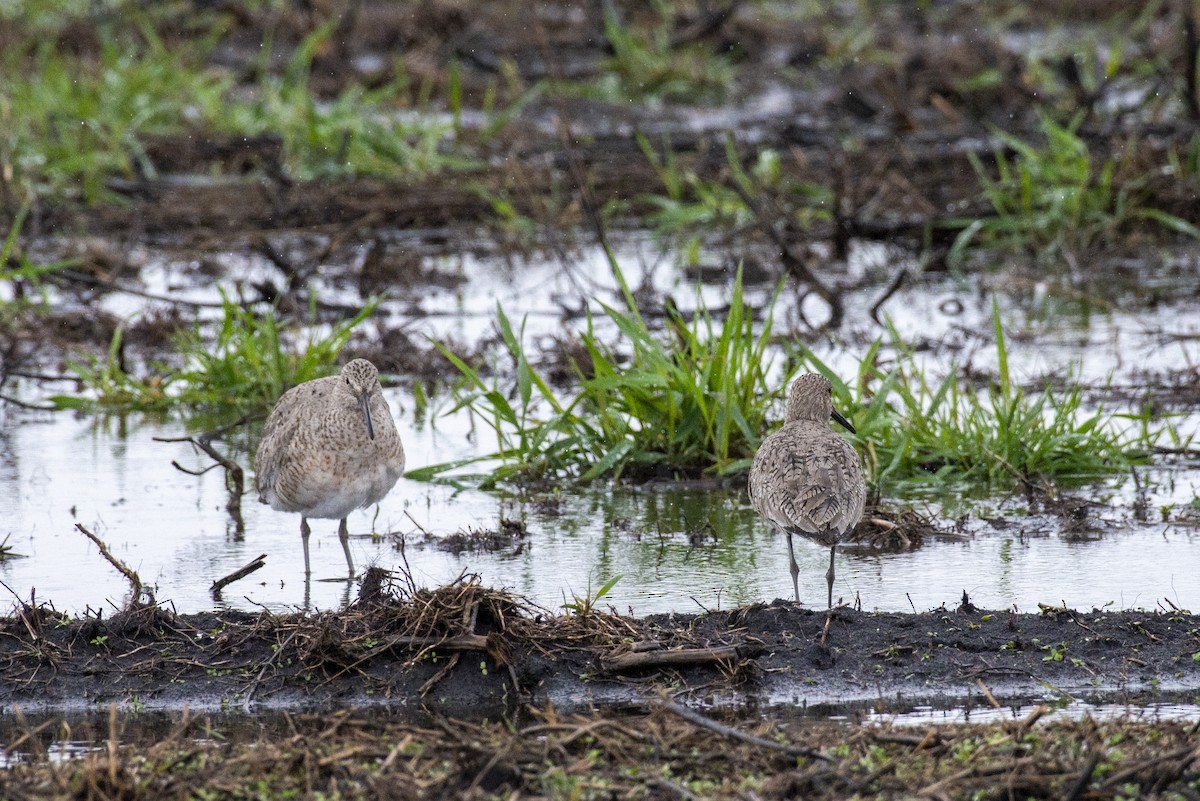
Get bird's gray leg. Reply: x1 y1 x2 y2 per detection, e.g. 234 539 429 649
786 532 800 603
826 544 836 610
338 517 355 576
821 544 836 644
300 517 312 576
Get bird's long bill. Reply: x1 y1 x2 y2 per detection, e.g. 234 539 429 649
360 392 376 440
831 408 856 435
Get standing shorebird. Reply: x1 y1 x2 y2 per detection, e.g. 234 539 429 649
749 374 866 628
255 359 405 577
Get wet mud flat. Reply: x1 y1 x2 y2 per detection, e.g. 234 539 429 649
2 582 1200 799
3 579 1197 717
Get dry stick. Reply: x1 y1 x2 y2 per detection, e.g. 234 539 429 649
211 554 267 594
602 645 742 672
0 393 58 411
1097 744 1198 791
75 523 142 603
1064 750 1103 801
661 699 830 761
868 264 908 325
241 627 298 713
730 179 844 330
382 632 490 651
155 416 249 533
974 677 1001 709
1186 2 1200 120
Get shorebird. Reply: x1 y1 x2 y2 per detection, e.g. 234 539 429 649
748 373 866 628
255 359 405 577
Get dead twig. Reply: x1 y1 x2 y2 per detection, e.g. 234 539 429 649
730 178 844 329
75 523 143 605
603 645 742 672
155 416 249 533
661 699 829 761
211 554 267 595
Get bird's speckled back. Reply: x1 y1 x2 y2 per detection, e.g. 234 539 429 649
748 374 866 544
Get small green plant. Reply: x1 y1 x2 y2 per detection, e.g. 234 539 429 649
583 5 734 105
1042 641 1069 662
55 326 175 412
625 135 831 246
561 574 621 618
949 113 1200 267
220 23 472 181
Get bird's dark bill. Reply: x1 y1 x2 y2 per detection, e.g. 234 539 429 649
360 393 376 440
831 408 856 434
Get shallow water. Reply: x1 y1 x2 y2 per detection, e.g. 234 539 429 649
1 400 1197 616
3 239 1200 616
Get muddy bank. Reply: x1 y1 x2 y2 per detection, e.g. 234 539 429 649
3 578 1197 717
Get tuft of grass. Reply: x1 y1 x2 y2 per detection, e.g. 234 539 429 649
794 299 1152 492
219 23 472 181
1 24 230 204
578 6 735 106
561 574 621 618
411 260 780 486
419 278 1161 493
622 135 831 246
950 113 1200 268
52 326 175 413
51 295 377 419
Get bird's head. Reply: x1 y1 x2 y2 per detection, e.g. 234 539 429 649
339 359 381 440
785 373 856 434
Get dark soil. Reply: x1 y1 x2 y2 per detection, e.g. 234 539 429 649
2 579 1197 717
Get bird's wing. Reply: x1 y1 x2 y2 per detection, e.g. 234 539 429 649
750 427 865 538
253 380 326 498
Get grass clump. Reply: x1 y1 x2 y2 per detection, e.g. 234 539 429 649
798 301 1152 493
219 24 472 181
412 261 779 486
420 274 1157 493
951 113 1200 268
51 296 377 420
1 26 229 203
624 135 831 247
579 6 735 106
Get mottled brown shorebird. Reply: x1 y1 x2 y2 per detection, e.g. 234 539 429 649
255 359 405 576
748 373 866 624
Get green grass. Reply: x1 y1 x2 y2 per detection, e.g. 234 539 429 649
574 5 735 106
417 273 1163 493
794 300 1158 493
620 135 831 246
411 259 781 487
0 11 482 206
218 24 473 182
1 24 230 203
50 295 377 420
950 113 1200 268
